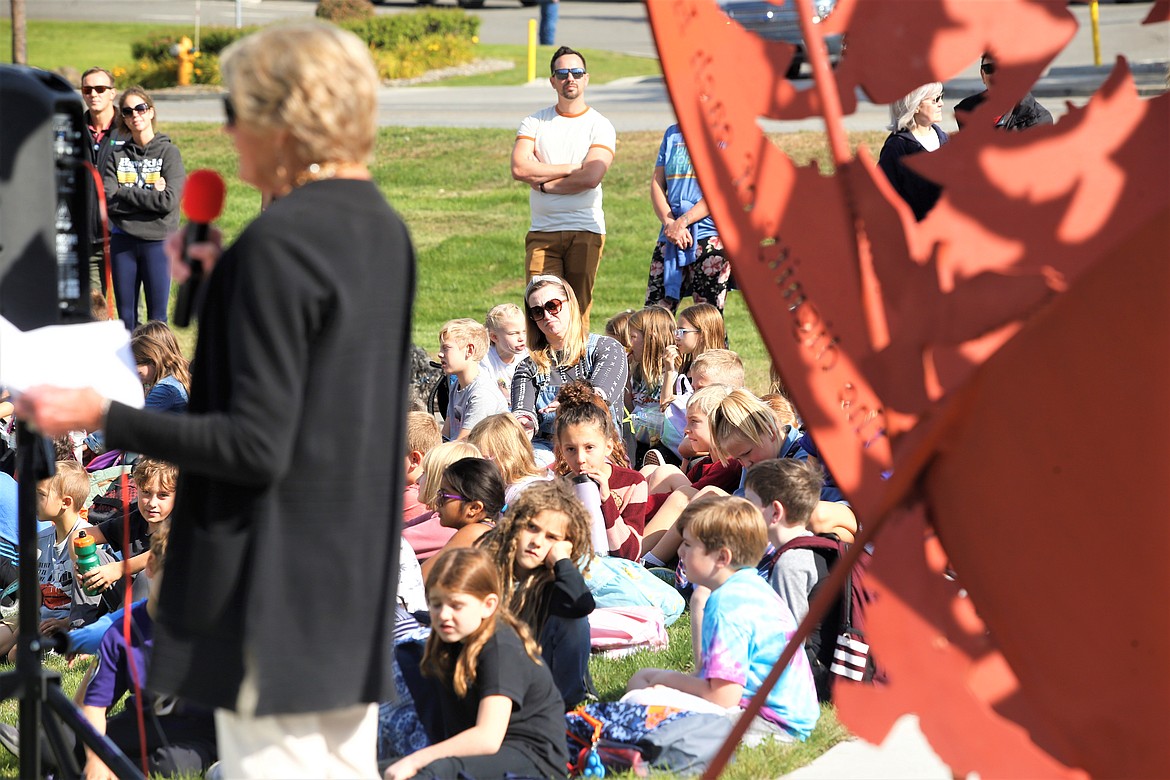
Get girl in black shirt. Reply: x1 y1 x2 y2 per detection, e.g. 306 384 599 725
385 547 567 780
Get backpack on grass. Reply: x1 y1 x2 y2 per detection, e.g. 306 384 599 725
773 534 885 702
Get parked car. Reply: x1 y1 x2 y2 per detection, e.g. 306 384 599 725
719 0 844 79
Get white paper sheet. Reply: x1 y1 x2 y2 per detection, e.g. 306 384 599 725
0 315 145 408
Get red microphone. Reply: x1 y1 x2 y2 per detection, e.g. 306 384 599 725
173 169 226 327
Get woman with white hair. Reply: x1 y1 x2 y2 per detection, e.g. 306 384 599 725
18 20 415 777
877 82 949 221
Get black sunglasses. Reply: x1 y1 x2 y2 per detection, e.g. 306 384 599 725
528 298 565 321
223 95 237 128
120 103 151 117
553 68 586 81
981 62 997 75
82 85 113 95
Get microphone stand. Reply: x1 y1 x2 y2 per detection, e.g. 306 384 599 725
0 422 143 779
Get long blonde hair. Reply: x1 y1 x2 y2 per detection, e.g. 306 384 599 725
709 389 782 463
676 303 725 376
419 441 481 508
476 480 593 634
525 276 587 374
629 306 677 391
467 414 545 485
421 547 542 697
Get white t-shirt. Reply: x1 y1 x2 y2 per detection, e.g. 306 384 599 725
517 105 616 234
479 346 528 402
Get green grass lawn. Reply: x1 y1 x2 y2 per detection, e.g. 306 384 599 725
162 124 887 391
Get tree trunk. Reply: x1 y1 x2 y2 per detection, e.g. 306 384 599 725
11 0 27 65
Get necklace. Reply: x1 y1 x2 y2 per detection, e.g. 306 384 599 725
292 162 339 188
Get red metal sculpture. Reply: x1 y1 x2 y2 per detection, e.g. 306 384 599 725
645 0 1170 775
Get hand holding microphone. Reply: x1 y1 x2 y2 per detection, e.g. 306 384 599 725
173 169 226 327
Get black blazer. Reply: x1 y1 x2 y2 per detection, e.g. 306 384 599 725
108 178 415 715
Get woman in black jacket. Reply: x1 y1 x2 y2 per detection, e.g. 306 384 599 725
19 21 415 776
877 82 948 222
103 87 185 331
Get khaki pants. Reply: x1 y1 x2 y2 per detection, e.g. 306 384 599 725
525 230 605 332
214 656 378 779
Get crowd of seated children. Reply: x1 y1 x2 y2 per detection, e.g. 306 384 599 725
466 413 552 507
552 382 646 561
420 457 506 579
438 319 507 442
478 304 529 402
404 440 479 561
80 458 175 600
0 461 114 662
640 387 855 571
386 548 568 780
477 479 595 708
625 496 820 744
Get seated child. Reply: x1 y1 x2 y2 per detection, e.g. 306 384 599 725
439 318 507 441
744 459 825 625
403 440 480 561
662 348 745 460
0 461 113 661
420 457 506 580
81 458 176 598
626 496 819 743
75 522 217 778
554 382 646 560
385 547 568 780
642 386 739 497
467 413 552 507
711 390 856 542
479 304 529 401
403 411 442 526
478 479 595 708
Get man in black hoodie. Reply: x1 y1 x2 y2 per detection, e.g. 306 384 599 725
954 53 1053 132
80 67 129 298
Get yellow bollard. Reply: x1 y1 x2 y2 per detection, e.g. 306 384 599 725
528 19 537 83
1090 0 1101 67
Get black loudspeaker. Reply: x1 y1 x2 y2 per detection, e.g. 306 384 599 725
0 65 91 330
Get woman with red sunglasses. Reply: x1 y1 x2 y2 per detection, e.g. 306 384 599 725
510 275 628 466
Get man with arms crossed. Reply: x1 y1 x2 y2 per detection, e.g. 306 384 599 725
512 46 616 331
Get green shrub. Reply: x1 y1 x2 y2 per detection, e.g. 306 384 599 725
124 10 480 88
316 0 375 23
198 26 257 55
343 10 479 50
372 33 476 80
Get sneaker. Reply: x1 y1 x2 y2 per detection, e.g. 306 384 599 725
641 448 665 468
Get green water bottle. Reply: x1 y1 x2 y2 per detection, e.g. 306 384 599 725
73 530 103 597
